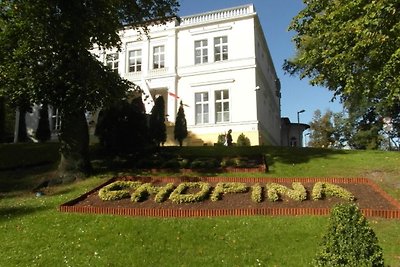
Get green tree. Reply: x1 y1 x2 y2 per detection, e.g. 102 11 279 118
284 0 399 118
149 96 167 146
347 107 383 150
309 110 335 148
95 96 149 153
35 104 51 143
174 101 188 147
0 1 179 179
237 133 251 146
314 203 384 267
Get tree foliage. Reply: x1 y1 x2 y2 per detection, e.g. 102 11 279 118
0 1 179 178
95 97 149 153
284 0 400 115
0 97 5 143
314 203 384 267
309 110 335 148
174 101 187 146
149 96 167 146
309 109 386 149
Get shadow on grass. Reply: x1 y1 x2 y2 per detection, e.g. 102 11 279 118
263 146 347 167
0 205 48 222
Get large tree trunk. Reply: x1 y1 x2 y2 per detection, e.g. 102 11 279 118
57 109 92 182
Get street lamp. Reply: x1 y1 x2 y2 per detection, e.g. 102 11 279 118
297 109 305 124
297 109 305 147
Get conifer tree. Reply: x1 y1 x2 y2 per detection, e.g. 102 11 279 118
174 101 188 146
314 203 384 267
149 96 167 146
36 104 51 143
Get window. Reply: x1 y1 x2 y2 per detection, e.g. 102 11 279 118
195 92 209 124
215 90 229 123
153 45 165 69
194 39 208 64
128 49 142 72
214 36 228 62
106 53 119 72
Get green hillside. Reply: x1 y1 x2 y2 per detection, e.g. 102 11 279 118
0 144 399 266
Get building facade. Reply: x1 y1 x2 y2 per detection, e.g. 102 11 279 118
91 4 282 146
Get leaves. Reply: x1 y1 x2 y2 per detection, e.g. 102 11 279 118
285 0 400 113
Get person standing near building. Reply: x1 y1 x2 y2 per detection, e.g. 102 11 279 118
226 129 233 146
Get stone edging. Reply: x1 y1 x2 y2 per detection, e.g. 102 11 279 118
59 177 400 219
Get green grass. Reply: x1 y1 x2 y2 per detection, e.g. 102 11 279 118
1 145 400 266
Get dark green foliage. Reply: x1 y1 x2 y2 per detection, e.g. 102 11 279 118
35 104 51 143
284 0 399 115
0 97 5 142
236 133 251 146
0 97 15 143
190 158 219 169
95 97 149 153
174 101 188 146
216 134 226 145
313 203 384 267
149 96 166 146
17 108 28 143
0 0 179 177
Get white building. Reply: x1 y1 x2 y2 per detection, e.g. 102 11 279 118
91 4 282 146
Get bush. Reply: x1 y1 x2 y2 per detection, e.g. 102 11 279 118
131 183 159 202
220 157 236 167
169 182 211 204
216 134 226 145
313 203 384 267
161 159 181 169
95 97 149 153
251 183 263 203
190 158 219 169
210 182 248 201
98 181 142 201
312 182 355 201
236 133 251 146
154 183 175 203
266 182 307 202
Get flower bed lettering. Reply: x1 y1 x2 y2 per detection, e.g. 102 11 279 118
98 181 355 203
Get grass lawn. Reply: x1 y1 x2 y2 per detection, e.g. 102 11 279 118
1 144 399 266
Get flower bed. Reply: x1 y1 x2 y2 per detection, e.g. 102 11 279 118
60 177 400 219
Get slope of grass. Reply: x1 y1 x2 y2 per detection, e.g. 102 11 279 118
0 145 399 266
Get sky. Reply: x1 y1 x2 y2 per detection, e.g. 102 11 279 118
178 0 343 125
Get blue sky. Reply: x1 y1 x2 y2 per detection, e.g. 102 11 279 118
178 0 343 125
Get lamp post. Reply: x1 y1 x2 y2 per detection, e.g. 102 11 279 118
297 109 305 147
297 109 305 124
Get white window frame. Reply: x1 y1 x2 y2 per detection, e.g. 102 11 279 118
215 90 230 123
153 45 165 69
194 39 208 64
128 49 142 73
106 53 119 72
214 36 228 62
195 92 209 124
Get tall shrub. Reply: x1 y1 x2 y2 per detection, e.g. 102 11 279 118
35 103 51 142
95 97 148 153
313 203 384 267
237 133 251 146
174 101 187 146
149 95 166 146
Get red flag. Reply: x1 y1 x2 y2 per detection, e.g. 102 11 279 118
168 91 180 99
